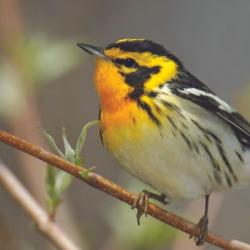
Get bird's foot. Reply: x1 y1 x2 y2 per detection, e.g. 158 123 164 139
190 214 208 246
131 190 169 225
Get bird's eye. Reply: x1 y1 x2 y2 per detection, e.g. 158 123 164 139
124 58 136 68
113 58 137 68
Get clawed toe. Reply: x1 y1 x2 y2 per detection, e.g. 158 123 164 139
132 190 169 225
132 191 149 225
190 215 208 246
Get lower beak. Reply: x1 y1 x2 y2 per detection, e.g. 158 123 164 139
77 43 109 60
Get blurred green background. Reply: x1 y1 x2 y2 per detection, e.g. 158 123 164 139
0 1 250 250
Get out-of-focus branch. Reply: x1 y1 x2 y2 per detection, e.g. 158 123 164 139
0 130 250 250
0 162 81 250
0 1 87 248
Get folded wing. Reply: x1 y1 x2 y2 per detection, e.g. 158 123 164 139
168 71 250 148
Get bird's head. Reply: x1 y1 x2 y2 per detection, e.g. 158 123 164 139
78 38 183 112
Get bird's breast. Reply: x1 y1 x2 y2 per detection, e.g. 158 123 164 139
100 101 156 151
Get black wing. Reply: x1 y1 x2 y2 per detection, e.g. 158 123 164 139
169 71 250 148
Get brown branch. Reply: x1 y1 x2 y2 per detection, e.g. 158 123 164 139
0 129 249 250
0 162 81 250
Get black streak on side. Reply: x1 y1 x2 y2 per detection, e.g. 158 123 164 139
128 89 161 127
137 100 160 126
160 99 186 119
167 116 178 130
191 119 221 144
181 121 189 130
192 119 238 182
213 170 222 185
225 173 232 187
200 142 221 173
180 130 193 150
235 151 244 163
216 143 238 182
98 109 104 145
154 103 163 115
193 142 200 154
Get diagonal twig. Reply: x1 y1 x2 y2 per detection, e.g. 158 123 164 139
0 129 250 250
0 162 81 250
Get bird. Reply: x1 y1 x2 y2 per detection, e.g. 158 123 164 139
77 38 250 245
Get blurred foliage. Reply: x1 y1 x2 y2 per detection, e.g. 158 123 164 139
43 121 98 218
0 35 82 120
16 36 81 85
106 180 177 250
0 63 27 120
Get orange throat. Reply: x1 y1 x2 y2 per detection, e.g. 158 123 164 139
94 58 137 127
94 58 132 112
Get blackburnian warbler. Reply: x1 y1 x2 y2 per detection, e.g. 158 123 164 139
77 38 250 245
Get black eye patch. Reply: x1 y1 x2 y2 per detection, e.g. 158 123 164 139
122 65 161 87
114 58 138 68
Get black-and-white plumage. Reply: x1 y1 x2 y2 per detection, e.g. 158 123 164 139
168 71 250 148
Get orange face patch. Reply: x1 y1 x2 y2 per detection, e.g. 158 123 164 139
94 58 132 113
94 58 155 138
94 58 143 129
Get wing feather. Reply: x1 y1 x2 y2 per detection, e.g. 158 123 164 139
168 71 250 147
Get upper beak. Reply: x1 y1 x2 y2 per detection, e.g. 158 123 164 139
77 43 109 60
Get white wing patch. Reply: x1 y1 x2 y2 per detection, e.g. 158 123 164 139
179 88 235 113
161 84 172 94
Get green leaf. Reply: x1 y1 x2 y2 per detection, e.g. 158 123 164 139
42 129 64 158
62 127 75 161
46 165 61 215
76 120 99 158
54 171 73 195
43 121 97 217
46 165 73 217
46 165 56 197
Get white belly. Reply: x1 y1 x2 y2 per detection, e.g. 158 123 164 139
104 107 250 202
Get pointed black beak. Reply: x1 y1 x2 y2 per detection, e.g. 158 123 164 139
77 43 109 60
